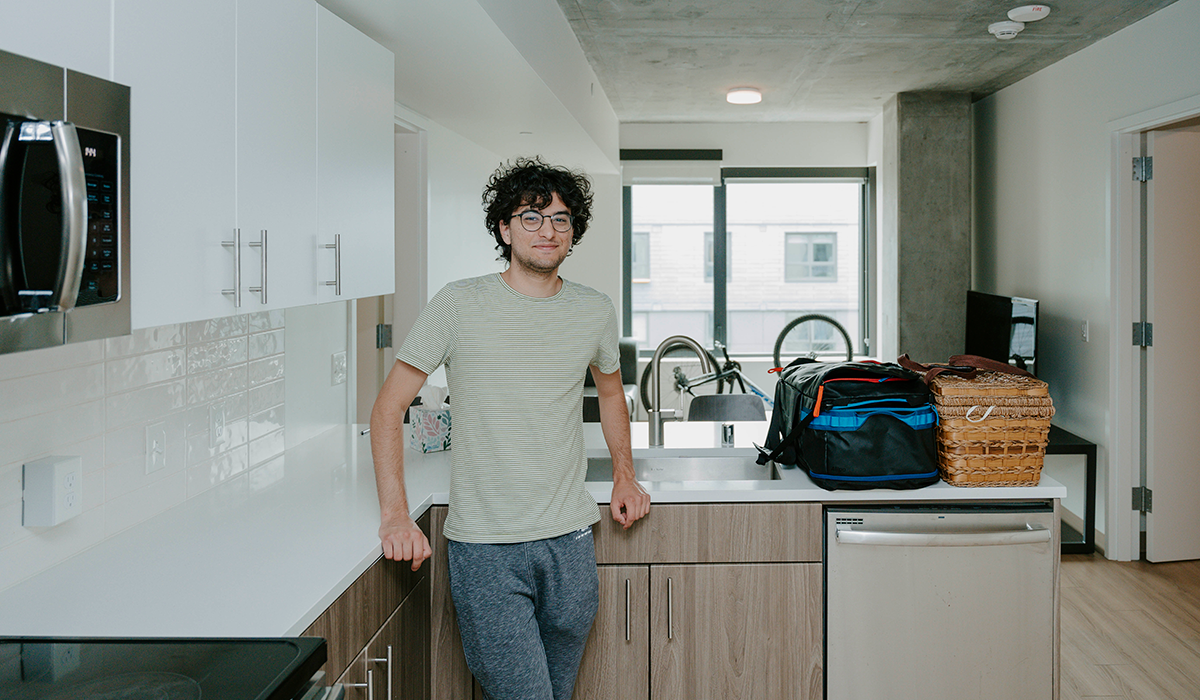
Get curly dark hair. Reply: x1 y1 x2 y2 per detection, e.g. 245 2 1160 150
482 156 594 262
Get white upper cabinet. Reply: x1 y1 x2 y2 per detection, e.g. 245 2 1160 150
316 5 396 302
0 0 113 79
115 0 238 328
110 0 394 327
237 0 319 311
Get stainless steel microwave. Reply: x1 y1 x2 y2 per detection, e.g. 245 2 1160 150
0 49 131 355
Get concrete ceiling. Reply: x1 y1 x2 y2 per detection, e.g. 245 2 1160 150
557 0 1180 123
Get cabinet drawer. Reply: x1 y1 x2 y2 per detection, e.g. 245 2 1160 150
593 503 821 564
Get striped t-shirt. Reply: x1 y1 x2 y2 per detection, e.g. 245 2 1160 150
396 273 620 543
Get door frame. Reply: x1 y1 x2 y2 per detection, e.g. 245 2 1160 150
1107 93 1200 561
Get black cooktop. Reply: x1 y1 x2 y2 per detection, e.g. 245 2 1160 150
0 637 326 700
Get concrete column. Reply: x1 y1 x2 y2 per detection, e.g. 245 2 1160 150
880 92 972 363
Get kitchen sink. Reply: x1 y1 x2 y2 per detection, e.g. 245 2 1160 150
585 455 779 482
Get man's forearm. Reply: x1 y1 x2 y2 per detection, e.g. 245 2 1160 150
370 410 412 523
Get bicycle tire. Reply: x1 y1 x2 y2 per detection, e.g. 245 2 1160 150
772 314 854 369
639 344 723 413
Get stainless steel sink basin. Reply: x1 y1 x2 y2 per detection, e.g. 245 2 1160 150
585 455 779 482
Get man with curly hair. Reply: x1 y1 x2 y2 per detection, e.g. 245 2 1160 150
370 157 650 700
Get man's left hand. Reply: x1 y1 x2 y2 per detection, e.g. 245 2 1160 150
610 479 651 529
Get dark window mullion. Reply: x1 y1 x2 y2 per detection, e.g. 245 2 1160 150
713 183 727 348
622 185 632 336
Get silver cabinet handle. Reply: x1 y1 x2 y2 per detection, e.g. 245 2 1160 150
248 229 267 304
51 122 87 312
835 526 1051 547
324 234 341 295
369 645 391 700
343 669 372 700
625 579 631 642
222 228 242 307
667 576 674 640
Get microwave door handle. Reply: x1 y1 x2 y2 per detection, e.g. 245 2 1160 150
50 122 87 312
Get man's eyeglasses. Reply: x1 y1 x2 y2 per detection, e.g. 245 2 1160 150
512 211 573 233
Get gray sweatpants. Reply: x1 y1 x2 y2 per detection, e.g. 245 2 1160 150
447 527 599 700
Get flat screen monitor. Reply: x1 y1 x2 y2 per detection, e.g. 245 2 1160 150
965 290 1038 375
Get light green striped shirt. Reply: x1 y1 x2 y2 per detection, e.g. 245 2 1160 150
397 273 620 543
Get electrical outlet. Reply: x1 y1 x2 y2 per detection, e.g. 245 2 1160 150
1081 320 1090 342
145 422 167 475
209 405 227 448
22 456 83 527
21 642 80 682
331 351 347 386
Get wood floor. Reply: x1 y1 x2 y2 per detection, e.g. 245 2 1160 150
1062 553 1200 698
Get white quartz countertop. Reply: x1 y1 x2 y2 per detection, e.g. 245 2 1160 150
0 421 1065 638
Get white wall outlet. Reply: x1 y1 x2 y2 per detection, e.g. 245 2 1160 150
209 404 227 448
21 642 80 682
331 350 348 386
146 421 167 475
1081 319 1090 342
22 456 83 527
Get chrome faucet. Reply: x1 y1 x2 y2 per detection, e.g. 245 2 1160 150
647 335 715 447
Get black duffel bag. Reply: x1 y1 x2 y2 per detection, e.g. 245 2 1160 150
755 359 939 490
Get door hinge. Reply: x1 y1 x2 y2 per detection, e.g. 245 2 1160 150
1133 156 1153 182
1132 321 1153 347
376 323 393 349
1132 486 1153 513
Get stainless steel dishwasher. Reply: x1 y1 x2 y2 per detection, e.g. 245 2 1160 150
825 503 1056 700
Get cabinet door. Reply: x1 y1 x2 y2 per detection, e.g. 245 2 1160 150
114 0 240 328
0 0 111 79
316 5 395 301
367 574 430 700
236 0 318 310
573 566 649 700
650 564 822 700
336 646 372 700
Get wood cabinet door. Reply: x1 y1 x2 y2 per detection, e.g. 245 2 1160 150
335 646 372 700
315 4 395 302
573 566 650 700
649 564 822 700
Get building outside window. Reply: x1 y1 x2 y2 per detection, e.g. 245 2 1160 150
625 172 868 357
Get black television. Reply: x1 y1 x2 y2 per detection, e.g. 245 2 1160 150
965 291 1038 375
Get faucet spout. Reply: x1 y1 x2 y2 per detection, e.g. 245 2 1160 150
648 335 715 446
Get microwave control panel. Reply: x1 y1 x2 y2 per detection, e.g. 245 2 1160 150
77 127 119 308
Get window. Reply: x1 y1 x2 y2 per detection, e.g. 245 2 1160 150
624 168 872 356
631 231 650 280
785 232 837 282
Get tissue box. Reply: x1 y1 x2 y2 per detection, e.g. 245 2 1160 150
408 405 451 453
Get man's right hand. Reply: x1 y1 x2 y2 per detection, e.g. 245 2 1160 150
379 517 432 571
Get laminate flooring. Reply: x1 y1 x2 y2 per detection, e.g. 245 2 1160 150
1062 553 1200 699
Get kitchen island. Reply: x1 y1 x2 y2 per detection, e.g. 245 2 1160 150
0 422 1064 698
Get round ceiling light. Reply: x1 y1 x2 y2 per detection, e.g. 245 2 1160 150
1008 5 1051 22
726 87 762 105
988 20 1025 40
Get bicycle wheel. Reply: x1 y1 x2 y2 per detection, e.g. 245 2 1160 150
773 314 854 369
639 344 723 414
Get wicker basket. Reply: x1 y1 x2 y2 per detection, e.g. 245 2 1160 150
929 371 1054 487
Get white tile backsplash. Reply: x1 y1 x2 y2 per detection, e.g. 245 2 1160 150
0 313 291 593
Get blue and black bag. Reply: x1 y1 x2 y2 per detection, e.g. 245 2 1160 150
756 359 939 490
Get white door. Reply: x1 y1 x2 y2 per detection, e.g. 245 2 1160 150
1146 126 1200 562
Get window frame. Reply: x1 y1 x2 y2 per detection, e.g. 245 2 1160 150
622 164 875 357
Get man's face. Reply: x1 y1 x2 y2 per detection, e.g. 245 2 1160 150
498 192 573 275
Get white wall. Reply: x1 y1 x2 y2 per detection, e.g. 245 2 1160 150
973 0 1200 544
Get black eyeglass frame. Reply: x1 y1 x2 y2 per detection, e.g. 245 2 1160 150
510 211 574 233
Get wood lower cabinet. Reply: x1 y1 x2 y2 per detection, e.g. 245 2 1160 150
429 503 823 700
306 511 431 700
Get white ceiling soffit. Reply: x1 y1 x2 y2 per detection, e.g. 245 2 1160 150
316 0 619 173
621 160 722 185
557 0 1182 123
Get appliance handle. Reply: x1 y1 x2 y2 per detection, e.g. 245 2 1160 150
51 122 87 312
835 526 1051 547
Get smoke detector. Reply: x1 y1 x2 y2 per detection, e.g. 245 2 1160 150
1008 5 1051 23
988 20 1025 40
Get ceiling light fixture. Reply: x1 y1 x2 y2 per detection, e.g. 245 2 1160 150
1008 5 1051 23
726 87 762 105
988 20 1025 40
